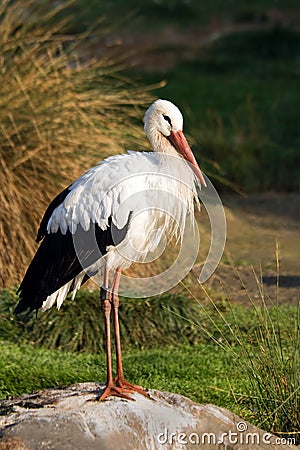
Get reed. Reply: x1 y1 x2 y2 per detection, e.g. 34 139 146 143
0 0 153 287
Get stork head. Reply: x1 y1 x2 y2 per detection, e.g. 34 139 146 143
143 99 206 186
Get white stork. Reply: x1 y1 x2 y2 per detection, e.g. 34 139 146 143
14 99 206 400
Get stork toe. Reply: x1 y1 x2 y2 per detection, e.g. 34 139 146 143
114 376 149 398
99 384 135 401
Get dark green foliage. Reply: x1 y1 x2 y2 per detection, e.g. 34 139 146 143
0 288 297 352
66 0 300 30
214 27 300 60
0 289 210 352
137 26 300 192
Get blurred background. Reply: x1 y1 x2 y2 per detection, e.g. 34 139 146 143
1 0 299 288
72 0 300 192
0 1 299 439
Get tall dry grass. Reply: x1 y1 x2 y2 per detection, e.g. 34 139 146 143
0 0 154 288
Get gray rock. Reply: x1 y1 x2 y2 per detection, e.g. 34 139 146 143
0 383 297 449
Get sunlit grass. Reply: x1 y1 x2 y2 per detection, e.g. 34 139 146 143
0 295 298 441
185 248 300 443
0 339 236 406
0 256 299 441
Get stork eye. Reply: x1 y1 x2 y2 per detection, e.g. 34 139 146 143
163 115 172 126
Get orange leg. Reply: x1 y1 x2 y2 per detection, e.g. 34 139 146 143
99 264 132 400
112 269 148 399
99 262 115 400
99 267 148 401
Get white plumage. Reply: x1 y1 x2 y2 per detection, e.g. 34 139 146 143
44 102 205 311
15 99 206 400
44 150 200 309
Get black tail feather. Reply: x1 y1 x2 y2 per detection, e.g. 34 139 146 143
15 230 83 314
15 218 130 315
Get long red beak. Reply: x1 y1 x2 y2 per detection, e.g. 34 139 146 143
168 130 207 187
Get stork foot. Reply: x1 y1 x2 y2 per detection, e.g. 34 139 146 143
99 383 135 401
99 377 149 401
114 375 149 399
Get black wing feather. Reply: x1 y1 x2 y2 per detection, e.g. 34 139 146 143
15 206 131 314
36 185 72 243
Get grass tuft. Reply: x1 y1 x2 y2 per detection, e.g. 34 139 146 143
190 262 300 442
0 0 153 288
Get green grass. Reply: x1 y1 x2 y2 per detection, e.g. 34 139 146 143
0 311 298 440
0 340 235 407
0 341 103 398
0 287 299 442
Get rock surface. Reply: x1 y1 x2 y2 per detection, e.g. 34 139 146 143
0 383 296 449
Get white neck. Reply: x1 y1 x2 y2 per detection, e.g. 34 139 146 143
146 126 178 156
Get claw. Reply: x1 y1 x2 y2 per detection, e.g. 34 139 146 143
114 376 149 399
99 384 135 401
98 377 149 401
